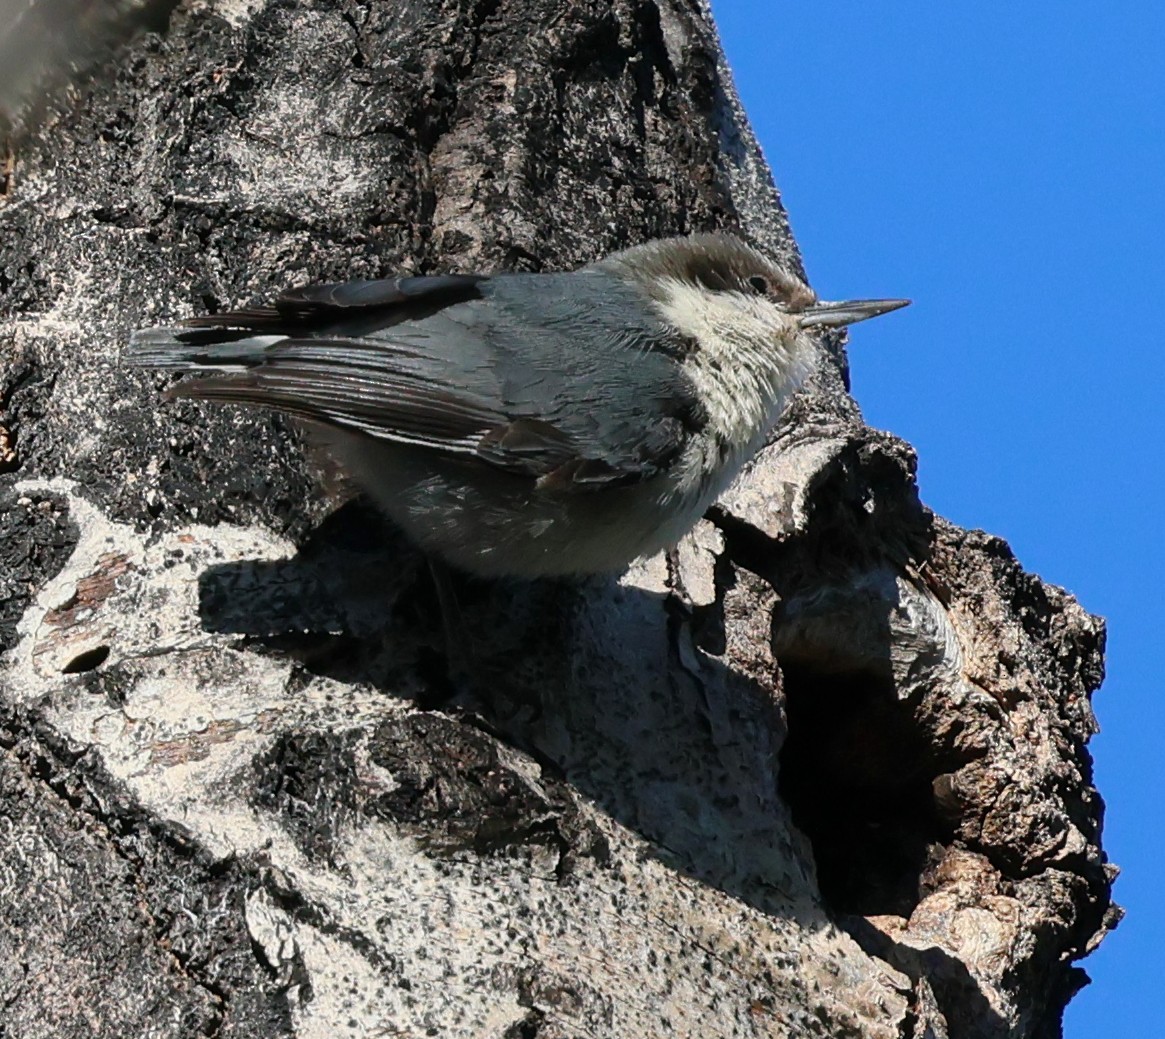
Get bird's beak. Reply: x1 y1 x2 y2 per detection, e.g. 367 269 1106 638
797 298 911 329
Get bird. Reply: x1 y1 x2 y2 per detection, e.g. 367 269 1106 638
128 231 908 578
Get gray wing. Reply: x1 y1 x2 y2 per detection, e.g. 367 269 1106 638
129 270 704 491
183 273 489 329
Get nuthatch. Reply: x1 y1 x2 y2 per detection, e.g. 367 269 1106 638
129 232 907 576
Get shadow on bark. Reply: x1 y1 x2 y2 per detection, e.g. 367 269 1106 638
195 492 1011 1036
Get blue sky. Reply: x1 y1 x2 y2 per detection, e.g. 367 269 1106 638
711 2 1164 1033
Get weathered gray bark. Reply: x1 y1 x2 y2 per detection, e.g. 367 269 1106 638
0 1 1117 1037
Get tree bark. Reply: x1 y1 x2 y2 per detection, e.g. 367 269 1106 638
0 1 1117 1037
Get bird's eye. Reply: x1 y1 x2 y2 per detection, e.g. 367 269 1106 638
747 275 769 295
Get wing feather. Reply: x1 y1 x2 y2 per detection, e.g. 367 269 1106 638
184 274 488 330
132 269 701 491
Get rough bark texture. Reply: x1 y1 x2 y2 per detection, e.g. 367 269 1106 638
0 1 1117 1037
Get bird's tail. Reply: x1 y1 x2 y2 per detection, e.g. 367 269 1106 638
124 327 287 373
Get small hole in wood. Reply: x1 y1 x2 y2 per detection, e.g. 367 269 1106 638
62 645 111 674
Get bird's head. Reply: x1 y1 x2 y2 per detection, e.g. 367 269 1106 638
599 231 909 360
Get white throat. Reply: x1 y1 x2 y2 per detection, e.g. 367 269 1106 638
654 278 816 453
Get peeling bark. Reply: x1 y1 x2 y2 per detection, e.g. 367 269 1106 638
0 1 1116 1036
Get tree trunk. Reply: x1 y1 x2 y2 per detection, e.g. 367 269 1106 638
0 1 1117 1036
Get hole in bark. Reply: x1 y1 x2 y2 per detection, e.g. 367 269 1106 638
61 644 110 673
503 1010 545 1039
778 661 943 917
